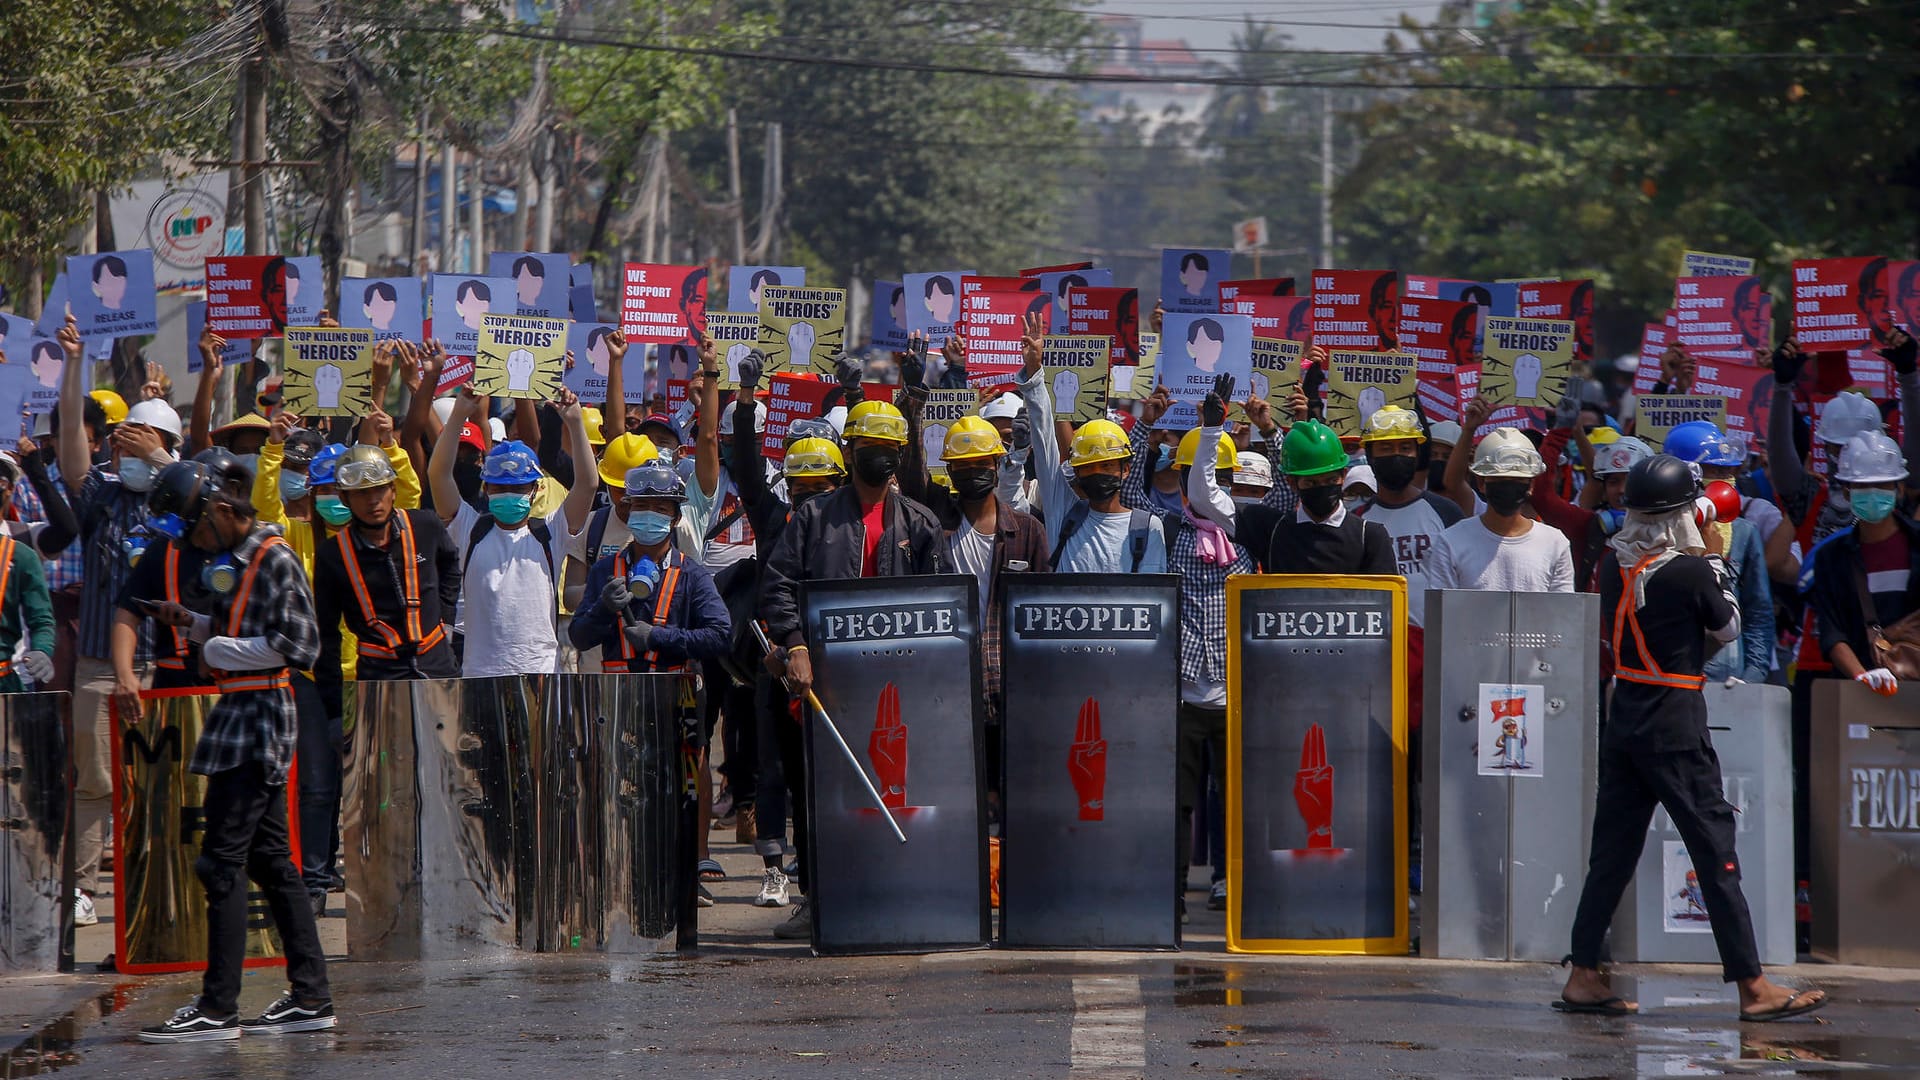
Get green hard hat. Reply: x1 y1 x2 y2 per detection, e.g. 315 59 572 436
1282 419 1348 477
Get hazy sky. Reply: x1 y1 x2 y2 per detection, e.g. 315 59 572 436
1096 0 1447 54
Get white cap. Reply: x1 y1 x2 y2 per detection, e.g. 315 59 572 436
1345 463 1377 493
1837 431 1907 484
124 399 183 442
432 397 456 427
488 417 508 442
1231 452 1274 491
719 399 766 438
1428 421 1463 447
1817 391 1882 447
1470 427 1546 479
980 394 1023 421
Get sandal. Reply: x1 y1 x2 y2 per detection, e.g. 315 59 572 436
1552 997 1637 1016
1740 989 1828 1023
698 858 726 882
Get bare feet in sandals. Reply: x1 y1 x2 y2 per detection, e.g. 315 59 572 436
1554 965 1638 1016
1738 977 1827 1023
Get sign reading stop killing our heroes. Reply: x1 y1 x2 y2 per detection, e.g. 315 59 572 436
1161 247 1230 315
918 389 980 479
1249 337 1303 415
802 576 988 955
1153 313 1254 430
1323 349 1418 439
1311 269 1399 352
65 250 159 339
618 262 708 344
280 326 375 417
1226 576 1408 955
1512 279 1595 365
1682 250 1756 278
998 575 1182 950
1637 394 1728 447
757 285 847 375
474 314 567 399
1476 316 1574 409
1673 276 1772 360
1040 335 1111 423
1794 257 1896 351
705 311 759 389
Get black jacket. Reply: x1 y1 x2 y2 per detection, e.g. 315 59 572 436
1808 516 1920 668
759 483 947 647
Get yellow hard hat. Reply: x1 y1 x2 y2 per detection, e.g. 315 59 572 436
1360 404 1425 444
1175 427 1239 470
582 406 607 447
843 400 908 445
784 437 846 478
942 416 1005 463
90 389 129 425
1067 419 1132 469
1588 427 1620 447
598 432 659 488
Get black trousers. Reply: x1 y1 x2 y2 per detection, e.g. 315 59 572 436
1175 702 1227 901
704 659 757 805
1568 745 1763 983
197 762 330 1015
291 671 340 895
753 675 808 891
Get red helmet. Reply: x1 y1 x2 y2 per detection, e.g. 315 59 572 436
1106 408 1137 435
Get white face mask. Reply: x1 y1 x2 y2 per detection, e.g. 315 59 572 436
117 450 178 493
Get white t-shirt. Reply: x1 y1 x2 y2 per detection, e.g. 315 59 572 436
1361 493 1458 628
1057 508 1168 574
948 519 995 615
687 468 757 571
1430 516 1575 594
452 500 569 678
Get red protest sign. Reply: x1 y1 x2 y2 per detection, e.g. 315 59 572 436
1218 278 1295 306
1019 261 1092 276
963 289 1048 389
1398 297 1477 375
619 263 708 344
1792 257 1894 351
1672 276 1771 361
1893 260 1920 334
761 373 833 462
204 256 279 339
437 352 475 393
1688 358 1773 437
1310 269 1398 351
1456 362 1524 437
1635 323 1674 395
1512 279 1595 364
1065 286 1140 366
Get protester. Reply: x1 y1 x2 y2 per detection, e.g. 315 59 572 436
1805 432 1920 697
0 460 56 693
1429 427 1574 593
1189 410 1394 575
1663 422 1776 685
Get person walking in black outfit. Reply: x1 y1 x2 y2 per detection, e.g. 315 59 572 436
1560 454 1826 1023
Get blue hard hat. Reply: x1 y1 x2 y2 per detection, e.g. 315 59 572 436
307 442 348 486
1662 420 1743 468
482 439 544 485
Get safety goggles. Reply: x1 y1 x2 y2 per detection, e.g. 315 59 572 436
336 458 396 490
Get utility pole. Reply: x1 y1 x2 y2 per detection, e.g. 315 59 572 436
409 107 427 274
726 109 746 265
1318 88 1334 269
440 144 456 271
243 60 268 255
658 131 672 263
533 130 556 252
469 151 486 271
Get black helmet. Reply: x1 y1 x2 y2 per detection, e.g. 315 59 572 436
146 461 212 540
192 447 253 497
1623 453 1700 514
283 428 325 470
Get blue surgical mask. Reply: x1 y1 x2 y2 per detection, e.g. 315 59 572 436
1851 488 1897 524
280 473 310 502
314 494 352 526
1153 445 1175 474
490 493 534 525
118 458 158 492
628 510 673 545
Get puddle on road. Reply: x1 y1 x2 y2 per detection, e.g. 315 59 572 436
2 984 141 1075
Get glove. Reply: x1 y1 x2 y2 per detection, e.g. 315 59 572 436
1202 372 1235 428
622 620 655 651
833 354 864 393
1722 676 1746 688
1553 394 1581 432
1770 339 1807 384
1882 331 1918 376
18 650 53 684
900 337 928 388
600 577 632 614
737 349 766 393
1009 412 1031 452
1856 667 1899 696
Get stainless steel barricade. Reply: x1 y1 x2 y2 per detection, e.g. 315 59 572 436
1 693 69 973
1810 679 1920 967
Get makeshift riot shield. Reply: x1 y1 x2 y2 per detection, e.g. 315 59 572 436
1227 575 1408 954
111 690 295 974
1809 680 1920 967
802 576 988 955
1 692 68 972
999 575 1180 950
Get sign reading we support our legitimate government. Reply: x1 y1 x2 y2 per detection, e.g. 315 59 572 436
1793 258 1894 351
474 314 567 399
618 262 706 344
963 288 1047 389
1477 316 1574 409
280 327 374 417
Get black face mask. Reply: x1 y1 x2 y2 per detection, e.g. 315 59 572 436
1428 460 1449 490
454 461 484 502
1371 454 1419 493
1299 484 1342 519
1484 479 1530 515
951 468 996 501
1077 472 1123 502
852 445 900 486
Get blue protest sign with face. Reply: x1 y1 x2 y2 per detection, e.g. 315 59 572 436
487 252 572 318
1160 248 1231 316
730 266 806 313
903 270 974 347
66 250 160 338
1039 268 1113 332
565 322 618 401
430 274 513 357
871 280 909 350
339 277 424 342
1153 312 1254 428
570 263 597 322
280 255 324 326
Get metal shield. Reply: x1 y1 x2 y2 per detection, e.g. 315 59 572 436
1227 576 1408 954
803 576 987 955
574 672 685 953
1808 680 1919 966
998 575 1180 949
1 692 68 972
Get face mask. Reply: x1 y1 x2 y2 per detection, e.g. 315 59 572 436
1371 455 1419 493
1851 488 1897 523
1077 472 1123 502
951 469 996 500
1300 484 1342 519
454 461 484 502
313 494 352 526
852 446 900 486
489 493 534 525
1427 461 1449 490
1343 496 1369 513
1232 494 1264 508
118 458 159 492
627 510 674 545
1153 445 1175 474
1484 479 1531 516
280 474 310 502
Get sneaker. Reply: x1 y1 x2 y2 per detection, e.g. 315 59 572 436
240 992 338 1035
309 890 328 920
696 884 715 909
1207 880 1227 911
755 867 790 908
139 999 240 1043
773 898 811 940
73 891 98 927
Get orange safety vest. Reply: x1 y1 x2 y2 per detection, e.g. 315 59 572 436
0 533 14 678
154 542 194 671
1612 553 1708 692
603 547 684 674
335 512 445 660
214 535 294 696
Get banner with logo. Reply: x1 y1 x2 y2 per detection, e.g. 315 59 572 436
1227 576 1408 954
108 176 229 293
999 576 1179 949
802 576 987 955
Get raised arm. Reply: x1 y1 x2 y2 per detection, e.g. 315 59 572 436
1766 339 1809 514
694 331 723 501
188 327 228 455
602 329 629 443
556 388 596 530
55 317 91 489
429 388 479 524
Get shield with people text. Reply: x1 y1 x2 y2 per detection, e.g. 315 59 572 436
1227 576 1408 954
802 576 986 955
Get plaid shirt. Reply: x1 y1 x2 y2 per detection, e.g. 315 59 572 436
190 526 322 782
13 462 85 590
1164 513 1254 687
77 466 154 661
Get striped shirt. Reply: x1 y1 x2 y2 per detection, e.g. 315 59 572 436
75 466 154 662
11 462 85 589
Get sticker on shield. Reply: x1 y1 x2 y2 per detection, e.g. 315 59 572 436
1477 683 1544 778
1662 841 1713 934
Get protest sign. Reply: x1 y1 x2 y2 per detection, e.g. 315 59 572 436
1249 337 1303 416
757 285 847 375
1673 276 1771 360
205 256 277 338
1154 313 1253 429
1684 359 1772 438
280 256 324 326
871 280 910 350
761 372 836 462
563 322 617 401
0 315 61 415
282 327 375 416
1454 364 1523 437
1161 248 1230 315
652 342 699 399
705 311 759 389
618 262 708 344
339 277 423 343
1400 297 1475 424
1064 286 1140 366
1311 269 1399 351
1040 335 1111 423
1324 349 1417 438
430 274 511 360
1219 277 1296 306
66 250 158 339
620 339 649 405
1228 291 1313 345
918 389 980 478
1133 331 1159 394
729 265 805 312
1637 320 1676 390
1511 280 1594 365
570 263 597 322
1436 280 1498 353
1893 260 1920 334
1478 316 1574 409
1020 260 1092 276
1793 257 1895 351
962 288 1048 389
1637 395 1728 447
0 362 32 442
902 271 973 346
34 274 70 338
1037 268 1111 332
108 175 228 292
474 314 567 399
183 301 251 376
1681 250 1756 278
486 252 571 319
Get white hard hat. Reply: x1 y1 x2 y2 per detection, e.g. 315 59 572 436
124 399 183 443
1837 431 1907 485
488 417 508 443
980 394 1024 422
1231 451 1274 491
718 399 765 438
823 405 847 438
1817 391 1882 447
1345 463 1377 493
432 397 456 427
1592 435 1653 477
1470 427 1545 479
1428 420 1463 448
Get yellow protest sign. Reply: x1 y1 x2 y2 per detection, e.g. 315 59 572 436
919 388 979 481
1041 335 1110 423
475 313 567 399
757 285 846 375
1478 316 1574 408
1323 349 1417 439
281 326 373 416
1250 337 1303 416
706 311 759 389
1636 394 1727 447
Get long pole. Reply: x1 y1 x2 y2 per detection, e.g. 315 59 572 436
1319 88 1333 268
439 144 456 271
726 109 746 265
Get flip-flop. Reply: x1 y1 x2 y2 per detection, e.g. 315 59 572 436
698 858 726 882
1552 997 1637 1016
1740 989 1828 1023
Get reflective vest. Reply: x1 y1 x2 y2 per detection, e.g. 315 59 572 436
1612 553 1707 692
154 542 193 671
0 534 14 678
603 547 684 674
214 535 294 696
336 512 446 661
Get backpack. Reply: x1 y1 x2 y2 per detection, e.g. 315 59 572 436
1048 502 1153 572
465 514 558 593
